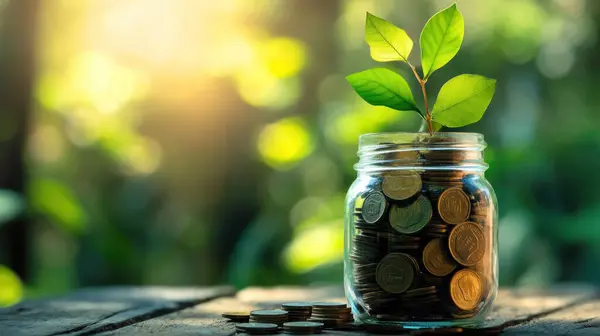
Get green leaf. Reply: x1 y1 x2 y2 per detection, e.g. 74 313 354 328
346 68 420 115
431 74 496 127
365 12 413 63
420 3 464 79
431 121 444 131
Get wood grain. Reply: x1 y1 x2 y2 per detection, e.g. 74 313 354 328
0 286 234 336
503 297 600 335
1 285 597 335
100 286 343 335
101 285 595 335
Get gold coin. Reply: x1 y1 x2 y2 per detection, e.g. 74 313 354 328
422 238 457 277
450 269 483 311
389 195 432 234
448 222 486 266
438 187 471 224
382 172 422 201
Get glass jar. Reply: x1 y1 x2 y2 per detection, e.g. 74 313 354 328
344 133 498 328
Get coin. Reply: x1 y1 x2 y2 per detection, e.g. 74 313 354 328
306 317 339 328
236 322 279 333
382 172 422 200
312 302 347 309
250 309 288 317
450 269 483 311
401 286 437 298
361 191 387 224
222 311 250 322
311 313 353 320
389 195 432 234
283 321 324 333
375 253 415 294
422 238 456 277
448 222 486 266
282 302 312 310
438 187 471 224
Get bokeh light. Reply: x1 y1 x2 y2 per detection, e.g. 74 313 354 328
0 265 23 307
257 117 315 170
284 222 344 273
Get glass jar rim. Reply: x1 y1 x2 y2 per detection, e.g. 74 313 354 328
359 132 485 148
355 132 488 172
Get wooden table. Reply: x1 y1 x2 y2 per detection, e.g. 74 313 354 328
1 285 599 335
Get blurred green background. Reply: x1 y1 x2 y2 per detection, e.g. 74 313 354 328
0 0 598 307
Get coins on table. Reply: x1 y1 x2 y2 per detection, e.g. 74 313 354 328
382 172 422 200
222 311 250 322
375 253 416 294
422 238 456 277
448 222 485 266
361 191 387 224
283 321 324 334
450 269 483 310
350 168 493 321
438 187 471 224
235 322 279 334
389 195 432 234
281 302 312 321
250 309 288 326
224 304 354 333
308 302 353 328
312 302 347 309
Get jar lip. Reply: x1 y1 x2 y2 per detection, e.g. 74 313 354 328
356 132 488 172
359 132 485 149
359 132 484 142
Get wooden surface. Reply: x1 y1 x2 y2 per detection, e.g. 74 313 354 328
0 285 598 335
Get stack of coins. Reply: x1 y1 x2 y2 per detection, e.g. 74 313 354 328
350 167 491 321
282 321 324 334
222 312 250 323
308 302 354 328
249 310 288 326
281 303 312 321
235 322 279 335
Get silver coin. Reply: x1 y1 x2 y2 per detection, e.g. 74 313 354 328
389 195 432 234
361 191 387 224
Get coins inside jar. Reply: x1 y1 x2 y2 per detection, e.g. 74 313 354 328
438 187 471 224
361 191 387 224
382 172 422 201
450 269 483 311
389 195 432 234
422 238 456 277
350 167 492 321
448 222 486 266
375 253 416 294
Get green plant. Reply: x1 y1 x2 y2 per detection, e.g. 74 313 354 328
346 3 496 133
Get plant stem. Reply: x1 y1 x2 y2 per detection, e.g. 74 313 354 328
408 63 433 134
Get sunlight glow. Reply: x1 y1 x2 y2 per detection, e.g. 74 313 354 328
234 36 306 109
257 117 314 170
0 265 22 307
284 222 344 273
37 51 148 115
326 101 414 145
263 37 307 79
